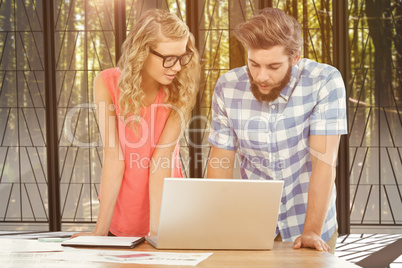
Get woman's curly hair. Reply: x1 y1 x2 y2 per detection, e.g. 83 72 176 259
117 9 200 123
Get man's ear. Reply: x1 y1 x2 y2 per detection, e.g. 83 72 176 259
291 50 301 66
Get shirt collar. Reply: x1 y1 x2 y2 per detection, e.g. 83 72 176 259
279 64 299 102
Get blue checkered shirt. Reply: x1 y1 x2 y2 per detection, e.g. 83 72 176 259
208 59 348 242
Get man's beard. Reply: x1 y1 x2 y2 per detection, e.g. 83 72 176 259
247 65 292 102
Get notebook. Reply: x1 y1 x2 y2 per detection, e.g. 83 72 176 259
146 178 284 250
61 236 145 248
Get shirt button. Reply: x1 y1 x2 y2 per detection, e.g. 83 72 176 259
271 105 275 110
281 222 286 227
267 131 272 135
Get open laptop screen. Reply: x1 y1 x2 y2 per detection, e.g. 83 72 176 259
146 178 283 250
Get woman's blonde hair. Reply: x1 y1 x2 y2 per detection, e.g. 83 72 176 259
234 7 302 57
117 9 200 122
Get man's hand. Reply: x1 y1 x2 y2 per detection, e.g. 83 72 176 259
293 231 330 252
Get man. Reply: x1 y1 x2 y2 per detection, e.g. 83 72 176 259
207 8 347 254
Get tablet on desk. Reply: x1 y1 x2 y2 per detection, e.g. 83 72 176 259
61 236 145 248
146 178 284 250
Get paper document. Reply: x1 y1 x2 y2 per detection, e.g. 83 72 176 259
0 239 66 253
61 236 145 248
101 251 212 265
48 249 212 266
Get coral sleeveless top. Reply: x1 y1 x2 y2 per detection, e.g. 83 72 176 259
100 68 183 236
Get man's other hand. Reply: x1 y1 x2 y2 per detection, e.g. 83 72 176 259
293 231 330 252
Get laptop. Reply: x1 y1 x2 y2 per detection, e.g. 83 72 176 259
146 178 284 250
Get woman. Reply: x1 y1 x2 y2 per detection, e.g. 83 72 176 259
73 9 200 237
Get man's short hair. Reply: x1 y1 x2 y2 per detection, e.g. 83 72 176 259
234 7 303 57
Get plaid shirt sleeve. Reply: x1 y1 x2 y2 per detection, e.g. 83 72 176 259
310 69 348 135
208 78 238 151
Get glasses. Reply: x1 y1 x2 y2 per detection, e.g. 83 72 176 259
150 49 194 68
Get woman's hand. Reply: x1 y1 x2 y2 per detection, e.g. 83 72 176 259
70 231 105 239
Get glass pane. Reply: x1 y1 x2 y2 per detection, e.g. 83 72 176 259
0 0 47 230
348 0 402 229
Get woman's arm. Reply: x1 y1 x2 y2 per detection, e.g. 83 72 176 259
148 112 184 236
72 74 125 237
